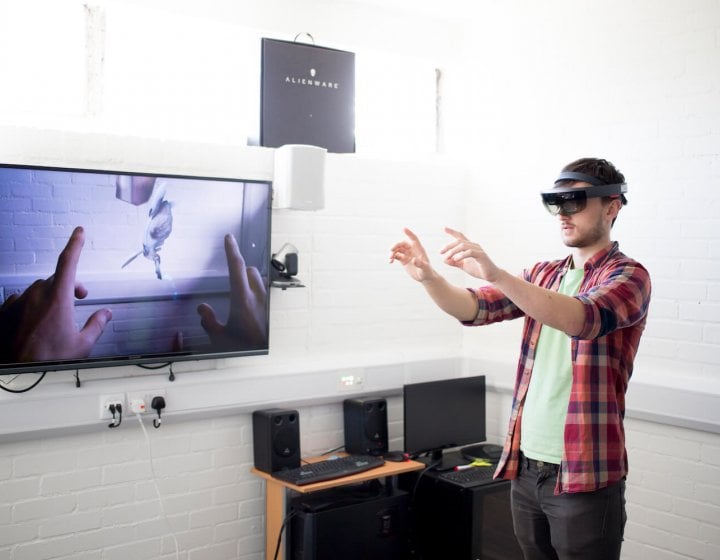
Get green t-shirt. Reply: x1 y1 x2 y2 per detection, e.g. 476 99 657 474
519 267 584 464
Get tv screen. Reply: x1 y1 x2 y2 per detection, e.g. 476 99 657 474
403 375 486 466
0 163 272 374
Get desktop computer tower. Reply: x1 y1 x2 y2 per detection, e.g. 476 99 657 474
288 482 410 560
398 452 522 560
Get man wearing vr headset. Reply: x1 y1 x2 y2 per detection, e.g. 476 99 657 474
390 157 651 560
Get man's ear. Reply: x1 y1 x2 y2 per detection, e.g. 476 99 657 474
606 198 622 221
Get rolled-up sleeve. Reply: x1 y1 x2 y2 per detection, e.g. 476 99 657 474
461 285 526 326
574 261 651 340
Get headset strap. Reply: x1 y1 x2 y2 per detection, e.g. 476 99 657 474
554 171 608 185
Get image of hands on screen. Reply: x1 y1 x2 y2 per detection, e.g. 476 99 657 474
195 233 268 351
0 228 267 365
0 226 112 363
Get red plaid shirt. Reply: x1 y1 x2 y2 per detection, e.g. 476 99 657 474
464 242 651 494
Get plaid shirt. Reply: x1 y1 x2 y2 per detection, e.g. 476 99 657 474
464 242 651 494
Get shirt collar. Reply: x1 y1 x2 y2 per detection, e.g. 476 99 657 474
582 241 619 271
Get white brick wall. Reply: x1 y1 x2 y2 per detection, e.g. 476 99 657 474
0 415 266 560
0 0 718 559
3 395 716 559
625 420 720 560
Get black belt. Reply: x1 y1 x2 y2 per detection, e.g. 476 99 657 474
519 451 559 473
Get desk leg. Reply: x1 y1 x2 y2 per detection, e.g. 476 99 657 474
265 480 286 560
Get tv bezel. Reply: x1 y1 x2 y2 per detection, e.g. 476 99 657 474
0 162 273 375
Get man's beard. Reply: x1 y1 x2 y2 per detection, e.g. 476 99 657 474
562 215 606 248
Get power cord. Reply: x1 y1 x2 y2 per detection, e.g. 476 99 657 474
272 509 297 560
405 460 439 559
137 362 175 381
0 371 46 393
135 411 180 560
151 396 166 429
108 403 123 428
320 444 345 456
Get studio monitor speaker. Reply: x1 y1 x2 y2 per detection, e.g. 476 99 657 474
252 408 301 473
343 397 389 456
273 144 326 210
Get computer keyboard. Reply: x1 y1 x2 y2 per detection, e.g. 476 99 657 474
438 466 496 487
271 454 386 486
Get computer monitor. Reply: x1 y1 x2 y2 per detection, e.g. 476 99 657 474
403 375 486 469
0 163 272 375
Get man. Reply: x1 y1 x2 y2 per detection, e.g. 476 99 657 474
389 158 651 560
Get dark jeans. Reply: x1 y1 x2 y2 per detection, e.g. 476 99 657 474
510 453 626 560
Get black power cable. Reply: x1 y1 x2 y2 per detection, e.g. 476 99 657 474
272 509 297 560
137 362 175 381
0 372 47 393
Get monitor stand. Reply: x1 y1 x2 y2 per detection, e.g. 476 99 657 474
461 443 503 462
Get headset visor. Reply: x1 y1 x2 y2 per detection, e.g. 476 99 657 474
541 174 627 216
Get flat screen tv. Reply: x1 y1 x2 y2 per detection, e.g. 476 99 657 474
0 163 272 375
403 375 487 469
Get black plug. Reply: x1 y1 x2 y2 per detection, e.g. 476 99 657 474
108 402 116 422
151 396 166 429
108 403 122 428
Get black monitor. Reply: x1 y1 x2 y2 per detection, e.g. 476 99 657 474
403 375 486 470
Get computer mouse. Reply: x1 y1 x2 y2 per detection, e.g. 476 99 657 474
384 450 409 462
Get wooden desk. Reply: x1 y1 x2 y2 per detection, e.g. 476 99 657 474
251 455 425 560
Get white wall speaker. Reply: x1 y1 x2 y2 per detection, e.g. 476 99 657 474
273 144 326 210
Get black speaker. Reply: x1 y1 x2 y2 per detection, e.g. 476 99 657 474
343 397 389 456
252 408 301 473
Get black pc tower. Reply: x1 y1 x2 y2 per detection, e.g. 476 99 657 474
288 482 410 560
401 468 522 560
399 376 522 559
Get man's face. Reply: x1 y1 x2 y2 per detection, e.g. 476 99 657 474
556 182 617 248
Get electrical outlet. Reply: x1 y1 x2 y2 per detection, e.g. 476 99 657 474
129 398 146 414
126 390 166 414
99 393 125 419
338 369 365 391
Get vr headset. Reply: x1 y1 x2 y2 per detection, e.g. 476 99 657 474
541 171 628 216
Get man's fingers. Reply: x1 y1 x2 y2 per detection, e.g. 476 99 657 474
74 282 89 300
197 303 223 335
223 234 250 304
172 331 184 352
54 227 85 297
389 242 411 263
389 240 410 253
1 293 19 308
78 308 111 352
444 226 467 240
246 266 265 300
441 228 478 258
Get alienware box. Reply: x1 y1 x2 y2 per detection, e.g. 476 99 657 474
260 38 355 153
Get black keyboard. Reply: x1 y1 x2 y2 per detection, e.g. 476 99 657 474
272 455 385 486
438 466 496 487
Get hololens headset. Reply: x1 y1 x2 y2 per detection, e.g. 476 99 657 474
541 171 628 216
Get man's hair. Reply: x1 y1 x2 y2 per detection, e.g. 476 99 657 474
561 157 626 186
560 157 626 226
